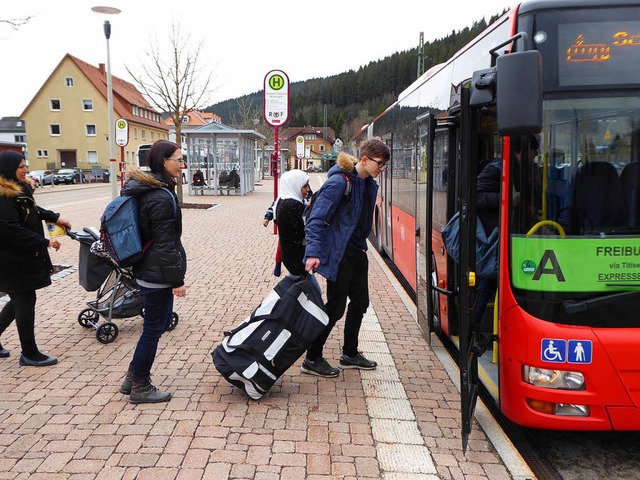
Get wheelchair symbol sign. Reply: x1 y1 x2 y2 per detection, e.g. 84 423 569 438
541 338 566 363
567 340 592 364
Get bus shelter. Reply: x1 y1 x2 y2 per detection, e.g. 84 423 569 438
185 123 265 196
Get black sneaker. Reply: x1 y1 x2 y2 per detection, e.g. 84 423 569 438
301 357 339 377
339 352 377 370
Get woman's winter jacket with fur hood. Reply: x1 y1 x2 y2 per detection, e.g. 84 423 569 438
120 170 186 288
0 177 60 292
304 152 378 282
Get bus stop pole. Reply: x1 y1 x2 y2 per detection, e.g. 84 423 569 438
120 145 125 189
273 125 279 235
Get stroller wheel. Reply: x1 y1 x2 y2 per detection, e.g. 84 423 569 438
96 322 118 344
166 312 179 332
78 308 98 328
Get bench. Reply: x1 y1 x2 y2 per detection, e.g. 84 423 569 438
192 186 215 195
218 185 240 195
191 185 240 195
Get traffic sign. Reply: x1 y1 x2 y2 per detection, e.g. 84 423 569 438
115 118 129 147
296 135 304 159
263 70 289 127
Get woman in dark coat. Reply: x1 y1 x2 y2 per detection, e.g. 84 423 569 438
118 140 187 404
275 169 312 277
0 151 71 366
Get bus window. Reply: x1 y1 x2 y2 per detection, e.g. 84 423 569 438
137 144 152 171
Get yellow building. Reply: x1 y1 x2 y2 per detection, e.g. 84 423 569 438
21 54 168 173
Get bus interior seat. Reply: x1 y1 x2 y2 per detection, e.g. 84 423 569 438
572 161 626 233
621 162 640 227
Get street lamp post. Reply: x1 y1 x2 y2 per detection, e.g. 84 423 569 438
92 6 121 199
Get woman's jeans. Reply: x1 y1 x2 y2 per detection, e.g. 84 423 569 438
0 291 40 357
131 286 173 378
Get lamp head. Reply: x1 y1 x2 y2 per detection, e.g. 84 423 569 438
91 6 121 38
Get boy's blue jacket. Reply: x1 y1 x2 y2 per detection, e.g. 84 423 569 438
304 152 378 282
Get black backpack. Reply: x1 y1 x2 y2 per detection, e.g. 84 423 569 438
303 172 351 225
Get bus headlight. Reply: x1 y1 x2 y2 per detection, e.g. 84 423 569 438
522 365 585 390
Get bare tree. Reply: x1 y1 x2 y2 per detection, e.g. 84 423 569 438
126 21 216 204
0 16 33 30
229 97 261 129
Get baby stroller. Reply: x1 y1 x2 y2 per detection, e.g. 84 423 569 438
67 227 179 344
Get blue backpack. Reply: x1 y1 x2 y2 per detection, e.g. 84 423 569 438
302 172 351 225
100 187 176 267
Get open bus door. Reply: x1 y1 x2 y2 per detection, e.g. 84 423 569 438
420 98 481 451
457 87 481 453
416 112 436 343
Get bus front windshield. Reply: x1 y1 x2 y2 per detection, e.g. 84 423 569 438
508 96 640 328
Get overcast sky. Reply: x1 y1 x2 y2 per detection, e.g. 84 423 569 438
1 0 513 117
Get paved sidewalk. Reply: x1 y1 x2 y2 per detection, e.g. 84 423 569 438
0 177 529 479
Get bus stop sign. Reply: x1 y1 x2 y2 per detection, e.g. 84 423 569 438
264 70 289 127
115 118 129 147
296 135 304 159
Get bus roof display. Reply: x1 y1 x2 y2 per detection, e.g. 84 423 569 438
559 21 640 87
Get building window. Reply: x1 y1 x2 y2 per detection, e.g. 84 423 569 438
14 135 26 143
65 77 74 87
141 130 146 140
82 99 93 111
50 99 61 111
182 116 189 123
132 106 138 116
87 151 98 164
37 149 49 158
319 144 325 152
50 124 61 136
86 124 97 136
134 127 138 139
150 132 155 141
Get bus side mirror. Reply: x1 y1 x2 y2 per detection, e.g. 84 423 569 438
470 67 497 106
496 50 542 135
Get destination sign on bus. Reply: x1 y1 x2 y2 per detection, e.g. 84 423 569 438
558 21 640 86
512 235 640 292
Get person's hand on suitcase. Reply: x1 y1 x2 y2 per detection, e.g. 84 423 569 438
305 257 320 272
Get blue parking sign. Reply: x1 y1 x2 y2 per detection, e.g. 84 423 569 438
567 340 592 364
541 338 566 363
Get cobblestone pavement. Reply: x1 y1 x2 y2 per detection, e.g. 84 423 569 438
0 178 526 479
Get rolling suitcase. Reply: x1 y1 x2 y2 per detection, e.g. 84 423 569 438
212 274 328 399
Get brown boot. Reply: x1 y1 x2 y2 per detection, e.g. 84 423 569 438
118 367 133 395
129 375 171 404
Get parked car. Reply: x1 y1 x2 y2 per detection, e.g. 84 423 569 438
27 170 56 186
54 168 84 184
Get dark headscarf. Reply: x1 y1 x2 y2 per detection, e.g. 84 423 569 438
0 151 25 181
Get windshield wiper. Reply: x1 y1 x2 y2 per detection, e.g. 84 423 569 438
562 289 640 314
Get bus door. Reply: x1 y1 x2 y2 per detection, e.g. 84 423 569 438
380 134 393 257
417 112 456 342
457 87 481 452
416 113 435 340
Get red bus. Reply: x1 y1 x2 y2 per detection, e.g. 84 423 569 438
351 0 640 448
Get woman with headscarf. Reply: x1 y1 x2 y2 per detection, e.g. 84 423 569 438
274 169 313 278
0 151 71 366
